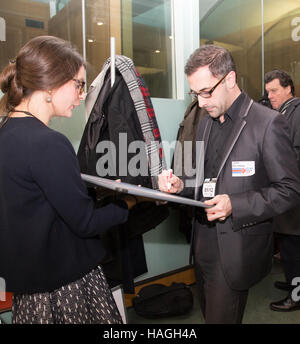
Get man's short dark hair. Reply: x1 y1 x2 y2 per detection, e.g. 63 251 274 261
184 44 236 78
264 69 295 96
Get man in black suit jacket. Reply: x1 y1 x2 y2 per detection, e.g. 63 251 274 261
158 45 300 323
265 70 300 311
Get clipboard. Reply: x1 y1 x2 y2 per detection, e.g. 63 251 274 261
81 174 210 208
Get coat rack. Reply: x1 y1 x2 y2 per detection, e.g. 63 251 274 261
110 37 116 87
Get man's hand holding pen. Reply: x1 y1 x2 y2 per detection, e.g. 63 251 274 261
158 169 184 194
158 170 232 222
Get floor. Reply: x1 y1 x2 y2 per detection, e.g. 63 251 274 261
1 259 299 324
126 259 300 324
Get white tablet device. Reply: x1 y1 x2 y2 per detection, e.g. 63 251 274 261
81 173 210 208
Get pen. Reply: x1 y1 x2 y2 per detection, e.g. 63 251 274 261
167 169 173 192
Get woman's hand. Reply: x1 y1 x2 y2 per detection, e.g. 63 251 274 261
121 195 137 210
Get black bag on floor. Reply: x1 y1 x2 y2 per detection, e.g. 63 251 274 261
132 282 193 318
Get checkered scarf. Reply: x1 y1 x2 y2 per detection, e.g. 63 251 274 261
97 55 166 189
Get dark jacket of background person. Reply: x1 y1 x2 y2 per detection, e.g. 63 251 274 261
273 97 300 236
257 90 272 109
172 100 208 178
0 117 129 294
171 100 207 242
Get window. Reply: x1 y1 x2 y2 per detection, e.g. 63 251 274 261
264 0 300 96
1 0 62 72
199 0 300 101
0 0 173 98
122 0 173 98
199 0 262 101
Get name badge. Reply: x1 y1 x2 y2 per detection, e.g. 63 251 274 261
232 161 255 177
202 178 217 198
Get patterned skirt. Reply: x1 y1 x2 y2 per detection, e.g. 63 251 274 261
12 265 123 324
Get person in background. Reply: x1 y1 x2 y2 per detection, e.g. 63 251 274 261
257 89 272 108
265 69 300 312
0 35 139 324
158 45 300 323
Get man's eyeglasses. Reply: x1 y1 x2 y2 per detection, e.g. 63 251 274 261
188 72 229 99
72 79 86 95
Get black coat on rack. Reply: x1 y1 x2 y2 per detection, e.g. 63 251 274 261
77 69 169 293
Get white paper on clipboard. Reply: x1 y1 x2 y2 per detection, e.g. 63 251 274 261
81 174 210 208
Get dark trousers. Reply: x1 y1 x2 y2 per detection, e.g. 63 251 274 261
277 233 300 284
193 223 248 324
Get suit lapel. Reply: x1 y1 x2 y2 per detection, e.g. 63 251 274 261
193 95 253 199
203 119 213 156
216 118 246 179
215 96 253 179
193 118 212 200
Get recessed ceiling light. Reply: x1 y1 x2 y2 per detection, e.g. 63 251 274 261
155 50 160 53
97 21 104 26
88 39 94 43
